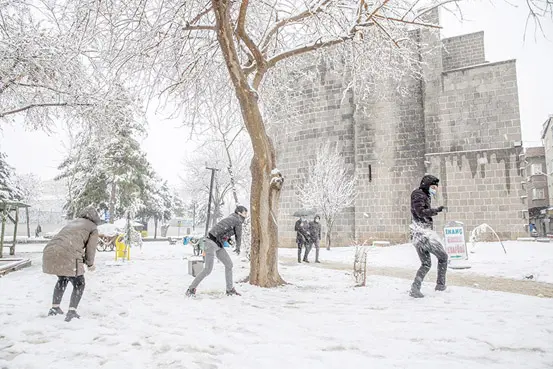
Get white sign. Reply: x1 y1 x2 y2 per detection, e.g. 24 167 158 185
443 223 468 261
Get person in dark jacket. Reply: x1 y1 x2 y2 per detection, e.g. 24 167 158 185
186 206 248 297
308 215 322 263
295 217 311 263
409 174 448 298
42 206 100 321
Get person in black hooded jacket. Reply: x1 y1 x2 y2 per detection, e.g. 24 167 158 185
409 174 448 298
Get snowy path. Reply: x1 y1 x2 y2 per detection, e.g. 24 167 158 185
1 242 552 369
281 257 553 298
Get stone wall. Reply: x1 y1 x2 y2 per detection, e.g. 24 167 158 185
273 25 525 245
442 31 486 71
426 60 521 154
274 63 357 248
426 148 525 240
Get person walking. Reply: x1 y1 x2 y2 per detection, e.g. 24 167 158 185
295 217 310 263
309 215 322 263
409 175 448 298
42 206 100 321
186 206 248 297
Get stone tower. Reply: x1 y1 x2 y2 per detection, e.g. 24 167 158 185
273 15 525 247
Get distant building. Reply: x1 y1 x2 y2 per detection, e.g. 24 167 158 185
522 146 549 236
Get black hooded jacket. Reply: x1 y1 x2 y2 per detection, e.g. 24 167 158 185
411 175 440 228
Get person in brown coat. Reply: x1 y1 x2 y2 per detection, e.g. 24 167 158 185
42 206 100 321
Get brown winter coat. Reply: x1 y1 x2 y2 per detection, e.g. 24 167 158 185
42 206 100 277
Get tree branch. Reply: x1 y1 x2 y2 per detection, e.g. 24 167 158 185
265 35 354 70
236 0 266 74
259 0 332 53
0 102 92 118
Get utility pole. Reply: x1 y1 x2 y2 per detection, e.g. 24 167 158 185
205 167 219 237
192 201 196 231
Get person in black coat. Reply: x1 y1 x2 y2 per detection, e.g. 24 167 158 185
295 217 311 263
308 215 322 263
409 174 448 298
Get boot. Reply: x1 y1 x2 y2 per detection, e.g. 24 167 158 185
48 307 64 316
185 288 196 297
315 260 321 263
226 288 241 296
409 289 425 298
64 310 80 322
303 259 310 263
297 249 302 263
435 284 447 291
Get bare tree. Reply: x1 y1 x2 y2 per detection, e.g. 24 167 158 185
180 140 250 228
297 143 357 251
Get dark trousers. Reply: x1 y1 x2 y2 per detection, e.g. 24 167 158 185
53 276 86 309
411 234 448 291
297 242 311 262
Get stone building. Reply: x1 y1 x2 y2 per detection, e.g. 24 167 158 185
273 16 526 247
541 116 553 203
522 146 550 236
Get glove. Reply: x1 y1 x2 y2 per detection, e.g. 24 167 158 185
87 265 96 272
436 206 445 212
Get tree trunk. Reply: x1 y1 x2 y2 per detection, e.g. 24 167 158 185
109 182 116 224
154 216 158 239
212 1 285 287
326 219 334 250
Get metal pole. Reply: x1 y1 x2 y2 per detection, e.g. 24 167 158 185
205 167 219 237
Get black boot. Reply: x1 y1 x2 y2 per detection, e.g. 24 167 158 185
435 284 447 291
226 288 241 296
297 249 302 263
65 310 80 322
48 307 64 316
409 289 424 298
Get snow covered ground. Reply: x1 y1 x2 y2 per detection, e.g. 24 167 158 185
281 241 553 284
1 242 552 369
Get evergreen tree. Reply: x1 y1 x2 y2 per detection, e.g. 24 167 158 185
0 152 22 202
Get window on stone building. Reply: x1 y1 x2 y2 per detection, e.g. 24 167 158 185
532 188 545 200
531 163 544 176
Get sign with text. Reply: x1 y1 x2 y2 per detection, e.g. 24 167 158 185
443 222 468 260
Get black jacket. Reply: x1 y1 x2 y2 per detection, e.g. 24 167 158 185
209 213 245 248
411 175 440 229
295 219 310 244
308 220 321 241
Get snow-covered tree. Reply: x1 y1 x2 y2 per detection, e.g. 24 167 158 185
0 152 22 201
297 143 357 250
56 101 151 220
0 1 142 130
180 139 250 230
137 177 185 238
12 173 42 206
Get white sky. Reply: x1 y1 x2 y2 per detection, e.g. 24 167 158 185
0 1 552 183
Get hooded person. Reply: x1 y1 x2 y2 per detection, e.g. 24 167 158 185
42 205 100 321
308 215 322 263
409 175 448 298
186 206 248 297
